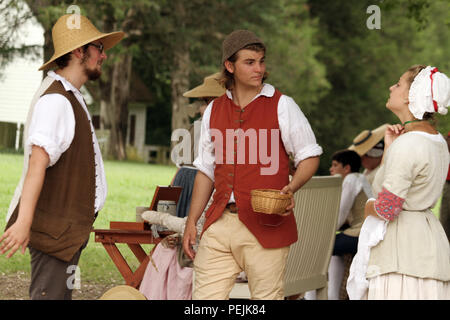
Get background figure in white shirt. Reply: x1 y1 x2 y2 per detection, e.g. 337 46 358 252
0 15 123 300
170 72 225 219
348 124 388 193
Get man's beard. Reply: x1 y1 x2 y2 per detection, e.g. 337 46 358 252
81 52 102 81
83 65 102 81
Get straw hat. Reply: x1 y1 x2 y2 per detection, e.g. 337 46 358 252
183 72 226 98
348 124 388 157
39 14 125 71
99 285 147 300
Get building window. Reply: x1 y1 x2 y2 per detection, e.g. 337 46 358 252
129 114 136 146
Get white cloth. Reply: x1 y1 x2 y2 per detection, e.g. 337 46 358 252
141 210 206 237
6 71 107 222
408 66 450 119
365 273 450 300
346 215 388 300
193 83 323 202
336 173 374 230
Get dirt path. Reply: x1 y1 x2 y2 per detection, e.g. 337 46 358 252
0 271 118 300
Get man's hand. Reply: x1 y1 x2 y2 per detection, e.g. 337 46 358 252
279 185 294 216
182 220 198 260
0 221 30 258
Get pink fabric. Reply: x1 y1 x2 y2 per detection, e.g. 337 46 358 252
374 187 405 221
139 243 193 300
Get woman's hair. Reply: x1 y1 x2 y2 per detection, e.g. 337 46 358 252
331 149 362 173
405 64 436 124
219 43 268 90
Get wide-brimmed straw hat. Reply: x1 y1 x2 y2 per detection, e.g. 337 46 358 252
99 285 147 300
348 124 388 156
39 14 125 71
183 72 225 98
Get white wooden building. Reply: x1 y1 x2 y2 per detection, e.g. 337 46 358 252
0 3 44 149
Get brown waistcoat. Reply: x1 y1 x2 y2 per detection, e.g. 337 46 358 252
6 80 96 262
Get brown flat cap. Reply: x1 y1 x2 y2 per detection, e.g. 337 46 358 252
222 30 264 64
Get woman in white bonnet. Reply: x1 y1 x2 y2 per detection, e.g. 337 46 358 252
363 65 450 299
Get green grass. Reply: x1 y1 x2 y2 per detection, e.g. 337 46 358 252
0 152 443 284
0 153 176 283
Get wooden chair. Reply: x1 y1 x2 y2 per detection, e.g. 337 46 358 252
229 175 342 299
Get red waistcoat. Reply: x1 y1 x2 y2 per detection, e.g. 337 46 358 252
202 89 298 248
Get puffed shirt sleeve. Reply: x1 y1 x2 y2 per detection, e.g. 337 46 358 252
27 93 75 167
277 95 323 167
193 101 216 182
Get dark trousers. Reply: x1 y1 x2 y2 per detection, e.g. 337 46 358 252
28 241 87 300
332 232 358 256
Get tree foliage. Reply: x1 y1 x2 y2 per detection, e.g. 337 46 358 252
2 0 449 169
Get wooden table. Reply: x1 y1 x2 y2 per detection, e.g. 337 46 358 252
93 228 173 288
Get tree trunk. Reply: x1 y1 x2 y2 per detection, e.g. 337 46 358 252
107 53 132 160
171 48 191 133
171 0 191 139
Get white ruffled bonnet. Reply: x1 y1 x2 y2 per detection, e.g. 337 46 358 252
408 66 450 119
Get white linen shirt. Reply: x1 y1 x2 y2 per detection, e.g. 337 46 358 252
336 172 374 230
193 83 323 203
27 71 107 213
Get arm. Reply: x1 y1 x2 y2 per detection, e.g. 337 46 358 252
278 96 323 215
182 102 215 260
280 156 319 215
182 171 214 260
0 146 49 258
364 187 405 221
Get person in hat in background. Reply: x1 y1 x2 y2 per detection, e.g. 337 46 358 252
183 29 322 300
361 65 450 299
439 131 450 241
170 72 225 218
349 124 388 191
0 14 124 300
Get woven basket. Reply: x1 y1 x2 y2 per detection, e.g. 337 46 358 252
250 189 292 215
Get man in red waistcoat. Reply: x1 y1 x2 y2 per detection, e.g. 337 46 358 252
182 30 322 299
0 14 123 300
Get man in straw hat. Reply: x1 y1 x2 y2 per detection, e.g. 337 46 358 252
0 14 124 300
171 72 225 219
182 30 322 299
349 124 388 189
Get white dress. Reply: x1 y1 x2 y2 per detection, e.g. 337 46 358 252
365 131 450 299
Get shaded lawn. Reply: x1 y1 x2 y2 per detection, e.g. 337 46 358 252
0 153 177 283
0 152 443 283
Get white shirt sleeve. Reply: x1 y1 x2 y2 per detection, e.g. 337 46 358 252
193 101 215 182
277 95 323 167
27 93 75 167
337 173 361 230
